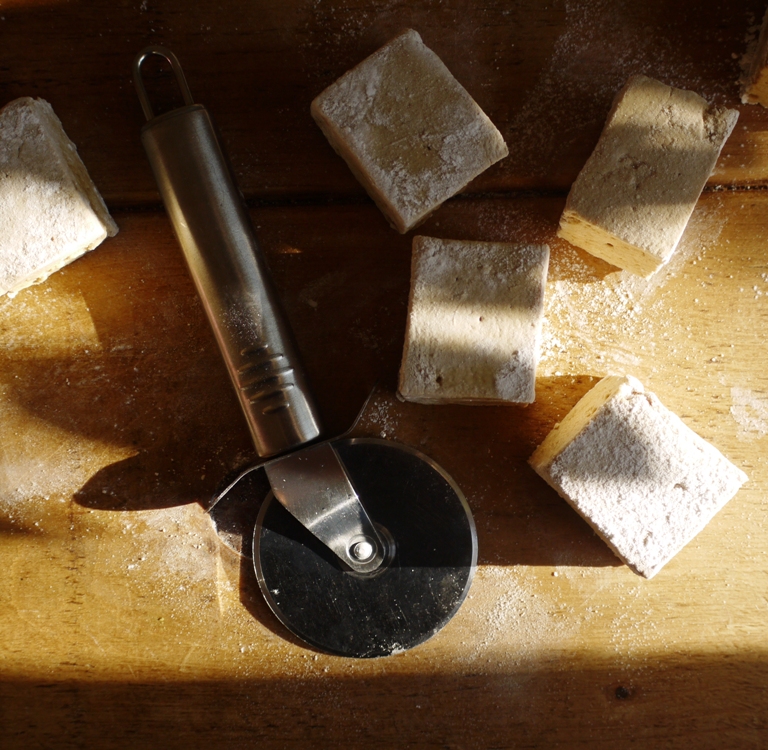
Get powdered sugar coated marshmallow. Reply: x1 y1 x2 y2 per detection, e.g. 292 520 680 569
311 29 508 233
399 236 550 405
529 375 747 578
557 76 738 277
0 97 118 297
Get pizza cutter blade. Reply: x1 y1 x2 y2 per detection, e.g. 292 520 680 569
255 438 476 658
134 46 477 657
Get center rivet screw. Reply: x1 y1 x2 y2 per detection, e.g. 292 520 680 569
350 539 375 562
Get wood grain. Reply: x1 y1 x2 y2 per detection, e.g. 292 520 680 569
1 1 768 747
1 0 768 204
2 192 768 748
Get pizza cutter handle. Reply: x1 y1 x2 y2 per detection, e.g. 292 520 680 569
133 46 321 458
133 47 387 573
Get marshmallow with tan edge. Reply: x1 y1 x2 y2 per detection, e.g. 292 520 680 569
0 97 118 297
557 76 737 278
529 375 747 578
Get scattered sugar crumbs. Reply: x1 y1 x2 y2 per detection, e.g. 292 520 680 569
449 565 592 671
508 0 741 184
118 505 218 584
539 195 728 381
730 386 768 441
101 503 293 674
350 387 404 440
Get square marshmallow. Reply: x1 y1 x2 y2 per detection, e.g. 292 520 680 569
399 236 550 404
311 29 508 233
529 375 747 578
557 76 737 277
0 97 118 296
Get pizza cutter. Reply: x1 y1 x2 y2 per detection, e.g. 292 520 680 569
133 46 477 658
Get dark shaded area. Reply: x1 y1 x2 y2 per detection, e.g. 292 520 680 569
1 0 764 206
1 652 766 749
209 465 271 558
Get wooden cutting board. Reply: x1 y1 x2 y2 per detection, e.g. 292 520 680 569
1 1 767 747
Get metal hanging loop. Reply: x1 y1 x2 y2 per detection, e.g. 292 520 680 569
133 45 195 122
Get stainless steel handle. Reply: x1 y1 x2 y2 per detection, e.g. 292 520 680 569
134 48 385 573
133 47 321 458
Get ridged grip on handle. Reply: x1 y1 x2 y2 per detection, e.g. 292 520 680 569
140 104 321 457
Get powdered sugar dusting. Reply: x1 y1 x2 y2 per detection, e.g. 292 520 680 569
730 387 768 440
119 505 218 583
540 195 727 378
738 7 767 103
352 386 403 440
0 396 135 516
312 30 508 232
507 0 741 187
449 565 591 669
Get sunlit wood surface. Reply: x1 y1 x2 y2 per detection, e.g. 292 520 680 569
1 1 768 748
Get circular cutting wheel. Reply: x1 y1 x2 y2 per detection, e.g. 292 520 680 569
253 438 477 658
